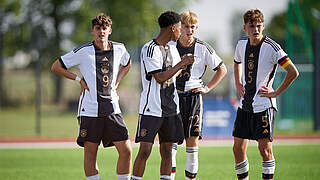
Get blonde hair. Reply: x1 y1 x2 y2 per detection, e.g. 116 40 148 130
180 11 198 25
243 9 264 24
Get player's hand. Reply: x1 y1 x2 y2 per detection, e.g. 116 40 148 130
80 78 89 95
192 86 209 94
181 53 195 69
236 83 245 98
257 85 278 98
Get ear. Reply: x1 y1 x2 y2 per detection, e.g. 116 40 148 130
243 24 246 32
109 27 112 34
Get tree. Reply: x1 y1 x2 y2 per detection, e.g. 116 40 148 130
0 0 21 108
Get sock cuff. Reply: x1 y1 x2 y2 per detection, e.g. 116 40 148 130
87 174 99 180
172 143 178 150
186 146 198 153
131 175 142 180
160 175 171 180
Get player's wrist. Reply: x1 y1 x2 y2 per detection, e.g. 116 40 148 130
204 85 210 93
75 75 81 82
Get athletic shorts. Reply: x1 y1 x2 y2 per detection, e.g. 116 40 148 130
77 113 129 147
135 114 184 144
178 92 203 139
232 107 276 141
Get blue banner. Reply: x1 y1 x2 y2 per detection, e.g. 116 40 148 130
202 98 237 138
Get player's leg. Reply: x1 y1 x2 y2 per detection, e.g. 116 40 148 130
258 138 274 180
160 142 173 180
185 136 199 180
255 108 276 180
171 143 178 179
84 141 100 180
233 137 249 180
131 142 153 179
114 139 132 180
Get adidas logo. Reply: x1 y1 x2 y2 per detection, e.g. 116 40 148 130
263 129 269 134
249 53 254 58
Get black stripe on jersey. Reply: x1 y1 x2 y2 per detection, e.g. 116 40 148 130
109 40 124 46
264 37 281 52
213 62 223 71
195 38 214 54
123 58 131 67
73 42 93 53
78 90 86 117
147 41 157 58
200 65 207 79
59 57 68 69
267 64 277 87
242 40 262 112
234 59 242 64
176 39 196 91
142 81 152 114
142 60 152 81
149 69 162 74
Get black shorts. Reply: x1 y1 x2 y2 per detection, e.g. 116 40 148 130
77 113 129 147
135 114 184 144
232 107 276 141
178 92 203 139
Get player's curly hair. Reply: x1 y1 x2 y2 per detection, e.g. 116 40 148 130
181 11 198 25
243 9 264 24
92 13 112 28
158 11 181 28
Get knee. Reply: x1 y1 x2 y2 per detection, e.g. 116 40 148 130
258 145 273 160
233 144 246 155
137 148 152 161
120 146 132 159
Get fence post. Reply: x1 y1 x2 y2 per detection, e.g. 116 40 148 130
314 31 320 131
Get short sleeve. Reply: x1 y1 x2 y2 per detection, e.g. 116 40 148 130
144 47 162 74
205 48 223 71
120 46 131 67
234 42 242 64
60 49 82 69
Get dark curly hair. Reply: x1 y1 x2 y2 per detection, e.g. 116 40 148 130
158 11 181 28
92 13 112 28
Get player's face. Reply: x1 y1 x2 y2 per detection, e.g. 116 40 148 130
180 23 198 40
244 21 264 41
91 25 112 43
171 22 181 42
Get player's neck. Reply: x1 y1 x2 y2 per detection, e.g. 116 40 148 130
94 40 111 50
155 30 171 47
249 35 264 46
179 37 194 47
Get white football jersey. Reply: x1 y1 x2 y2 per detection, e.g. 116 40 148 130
60 41 130 117
234 36 288 113
139 40 181 117
170 38 223 92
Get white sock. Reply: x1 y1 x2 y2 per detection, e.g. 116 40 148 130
87 174 99 180
131 175 142 180
262 159 275 179
235 159 249 180
160 175 171 180
185 147 198 179
171 143 178 180
117 174 131 180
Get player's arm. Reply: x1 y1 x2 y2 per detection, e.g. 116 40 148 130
192 63 227 94
152 54 195 83
258 62 299 98
234 62 245 98
51 59 89 92
114 59 131 89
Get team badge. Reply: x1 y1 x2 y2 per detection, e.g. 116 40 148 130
248 60 254 70
140 129 148 137
80 129 87 137
101 64 109 74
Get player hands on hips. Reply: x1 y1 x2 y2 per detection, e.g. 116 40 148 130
131 11 196 180
169 11 227 180
232 9 299 180
51 13 133 180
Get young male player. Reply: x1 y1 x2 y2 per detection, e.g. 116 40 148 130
51 13 132 180
131 11 195 180
232 9 299 180
170 11 227 180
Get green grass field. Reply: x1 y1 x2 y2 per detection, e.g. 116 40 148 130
1 145 320 180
